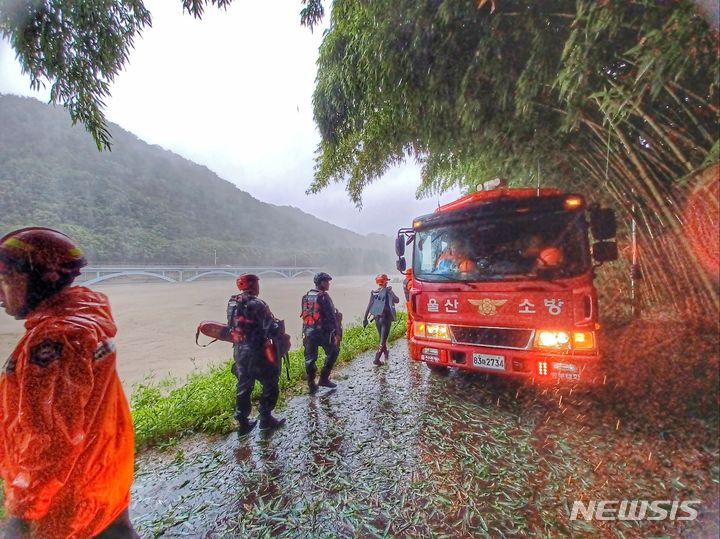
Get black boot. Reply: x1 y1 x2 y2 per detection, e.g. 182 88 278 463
308 374 318 394
318 374 337 388
237 418 257 436
382 346 389 363
373 349 382 366
259 415 286 431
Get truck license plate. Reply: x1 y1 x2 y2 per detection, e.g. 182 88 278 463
472 353 505 370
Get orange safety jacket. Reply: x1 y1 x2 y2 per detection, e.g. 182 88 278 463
435 251 475 273
0 286 135 538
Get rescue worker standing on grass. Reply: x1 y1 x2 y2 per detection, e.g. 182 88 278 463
301 272 341 394
363 274 399 366
228 274 285 435
0 227 138 539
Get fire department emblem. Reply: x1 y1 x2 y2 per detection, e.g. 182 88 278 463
469 299 507 315
29 339 63 368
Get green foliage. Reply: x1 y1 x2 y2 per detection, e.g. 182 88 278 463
312 0 578 203
0 95 394 272
131 314 407 449
0 0 151 150
0 0 326 149
314 1 717 199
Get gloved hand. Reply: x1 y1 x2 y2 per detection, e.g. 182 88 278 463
362 318 368 328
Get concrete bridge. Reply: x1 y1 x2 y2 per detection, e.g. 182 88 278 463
78 266 321 286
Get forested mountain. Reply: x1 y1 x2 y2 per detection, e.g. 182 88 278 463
0 95 394 273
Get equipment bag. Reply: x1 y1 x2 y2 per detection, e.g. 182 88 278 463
269 319 292 357
266 318 292 379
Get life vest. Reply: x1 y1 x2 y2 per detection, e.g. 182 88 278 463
301 289 322 332
227 294 262 346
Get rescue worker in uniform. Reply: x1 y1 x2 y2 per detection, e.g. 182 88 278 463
228 274 285 435
363 274 399 366
0 227 138 539
403 269 413 340
301 272 341 394
434 238 475 274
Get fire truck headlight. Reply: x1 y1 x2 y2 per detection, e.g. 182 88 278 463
425 323 451 341
572 331 595 350
535 330 570 348
413 321 426 338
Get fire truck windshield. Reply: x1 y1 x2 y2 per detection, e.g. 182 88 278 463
413 211 590 282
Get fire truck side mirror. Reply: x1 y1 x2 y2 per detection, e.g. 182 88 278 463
396 257 407 273
590 207 617 240
395 235 405 257
592 241 618 263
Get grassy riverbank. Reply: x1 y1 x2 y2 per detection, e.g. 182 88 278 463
131 315 408 450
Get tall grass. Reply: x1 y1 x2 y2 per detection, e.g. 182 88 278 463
131 314 407 450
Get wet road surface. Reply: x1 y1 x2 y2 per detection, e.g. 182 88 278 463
131 334 718 538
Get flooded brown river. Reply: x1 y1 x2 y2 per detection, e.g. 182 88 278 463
0 275 386 390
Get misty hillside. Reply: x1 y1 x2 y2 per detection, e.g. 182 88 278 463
0 95 394 273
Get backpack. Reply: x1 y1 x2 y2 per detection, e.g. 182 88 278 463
268 318 292 357
369 288 388 316
227 294 248 330
266 318 292 379
301 290 322 334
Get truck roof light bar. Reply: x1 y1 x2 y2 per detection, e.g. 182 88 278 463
477 177 508 191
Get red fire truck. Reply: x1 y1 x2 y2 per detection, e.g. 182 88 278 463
396 178 618 383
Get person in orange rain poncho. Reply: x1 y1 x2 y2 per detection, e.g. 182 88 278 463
0 228 138 539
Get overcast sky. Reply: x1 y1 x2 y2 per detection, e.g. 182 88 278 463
0 0 462 237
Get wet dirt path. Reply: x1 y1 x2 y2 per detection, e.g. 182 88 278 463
130 334 718 538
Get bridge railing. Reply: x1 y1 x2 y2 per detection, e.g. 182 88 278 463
78 266 322 286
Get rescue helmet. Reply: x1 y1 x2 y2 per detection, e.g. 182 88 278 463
0 227 87 281
375 273 389 285
313 272 332 287
236 273 259 291
537 246 564 267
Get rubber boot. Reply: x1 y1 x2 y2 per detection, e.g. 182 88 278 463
373 349 383 366
308 374 318 394
382 346 389 363
318 371 337 388
237 418 257 436
259 415 286 431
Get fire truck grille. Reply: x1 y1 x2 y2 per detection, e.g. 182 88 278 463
449 326 533 350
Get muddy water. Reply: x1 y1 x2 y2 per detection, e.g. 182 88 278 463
0 274 389 390
130 329 718 538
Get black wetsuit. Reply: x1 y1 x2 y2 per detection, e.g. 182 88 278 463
227 292 280 423
302 289 341 381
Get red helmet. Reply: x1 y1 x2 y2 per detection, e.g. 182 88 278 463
538 246 564 267
236 273 259 291
0 227 87 280
375 273 389 285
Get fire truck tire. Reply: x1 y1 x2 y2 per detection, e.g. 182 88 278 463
427 364 449 375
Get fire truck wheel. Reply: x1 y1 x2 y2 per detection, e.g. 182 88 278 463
427 364 449 375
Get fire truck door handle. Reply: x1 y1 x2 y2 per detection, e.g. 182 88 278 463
580 294 593 322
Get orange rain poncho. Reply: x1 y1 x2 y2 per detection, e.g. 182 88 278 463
0 286 135 538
